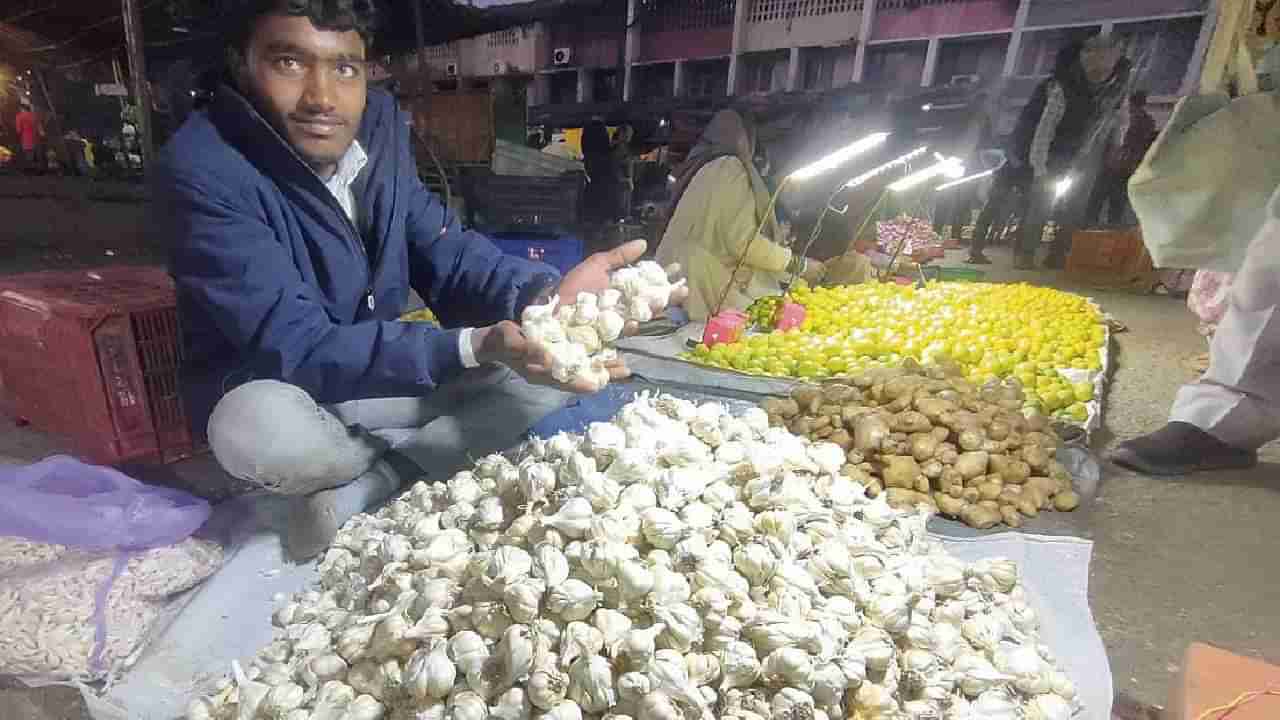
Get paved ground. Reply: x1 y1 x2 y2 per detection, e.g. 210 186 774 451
1 245 1277 719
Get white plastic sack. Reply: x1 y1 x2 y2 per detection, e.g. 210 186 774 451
1129 0 1280 271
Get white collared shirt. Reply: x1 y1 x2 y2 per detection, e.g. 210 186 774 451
323 140 368 225
325 141 481 368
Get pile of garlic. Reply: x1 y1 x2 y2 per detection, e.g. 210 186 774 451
187 393 1080 720
521 261 682 390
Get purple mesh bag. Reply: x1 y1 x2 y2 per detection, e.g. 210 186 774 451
0 456 213 678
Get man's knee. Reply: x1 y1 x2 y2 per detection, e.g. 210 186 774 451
207 380 350 493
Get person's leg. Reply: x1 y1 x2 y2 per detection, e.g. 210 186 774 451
1112 208 1280 474
1106 175 1130 226
1085 176 1108 227
969 176 1011 263
1169 228 1280 450
1015 182 1051 269
389 365 570 480
208 380 393 496
207 380 415 558
951 187 974 241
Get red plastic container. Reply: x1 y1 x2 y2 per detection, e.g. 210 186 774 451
774 302 806 331
0 266 199 465
702 310 748 347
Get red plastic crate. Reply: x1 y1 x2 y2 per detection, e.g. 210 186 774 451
0 266 200 465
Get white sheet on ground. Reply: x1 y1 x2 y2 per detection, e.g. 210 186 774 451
80 496 1112 720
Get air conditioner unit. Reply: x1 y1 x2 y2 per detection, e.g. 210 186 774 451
552 47 573 66
493 61 510 75
445 62 459 77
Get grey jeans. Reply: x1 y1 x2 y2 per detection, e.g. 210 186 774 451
206 366 569 495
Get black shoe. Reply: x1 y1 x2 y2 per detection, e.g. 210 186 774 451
966 253 992 265
1109 422 1257 476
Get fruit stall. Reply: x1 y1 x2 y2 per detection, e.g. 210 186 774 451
618 281 1111 434
2 265 1113 720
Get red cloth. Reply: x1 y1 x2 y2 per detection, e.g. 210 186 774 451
1105 108 1157 175
15 110 40 151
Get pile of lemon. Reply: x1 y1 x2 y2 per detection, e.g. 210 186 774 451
684 282 1105 421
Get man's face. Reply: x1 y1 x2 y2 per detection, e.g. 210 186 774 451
237 13 367 177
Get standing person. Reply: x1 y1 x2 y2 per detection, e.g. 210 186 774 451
581 119 616 223
655 109 823 321
14 99 42 174
610 123 635 220
1111 183 1280 475
157 0 683 558
971 37 1128 269
933 88 994 249
1087 90 1158 226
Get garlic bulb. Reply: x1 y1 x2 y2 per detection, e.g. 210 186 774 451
492 688 533 720
771 687 815 720
542 700 584 720
546 580 602 622
559 622 606 670
543 499 594 540
406 641 456 701
528 665 570 710
640 508 685 550
450 631 490 677
684 653 721 688
652 603 703 653
994 643 1051 695
185 392 1076 720
761 648 814 690
717 641 761 691
953 653 1013 697
970 558 1018 594
615 624 665 671
520 263 677 388
449 690 490 720
568 655 617 713
1024 693 1072 720
593 609 634 650
503 579 547 625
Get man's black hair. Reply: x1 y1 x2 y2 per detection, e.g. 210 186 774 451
225 0 379 63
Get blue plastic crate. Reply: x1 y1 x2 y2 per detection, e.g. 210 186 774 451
490 232 584 275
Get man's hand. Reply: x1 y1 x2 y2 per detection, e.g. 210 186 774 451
557 239 689 313
472 321 630 393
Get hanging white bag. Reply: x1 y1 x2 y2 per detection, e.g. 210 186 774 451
1128 0 1280 271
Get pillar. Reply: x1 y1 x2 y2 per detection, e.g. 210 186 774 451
673 59 687 97
728 0 751 94
623 0 640 100
1002 0 1032 77
852 0 877 83
1181 0 1219 95
921 36 940 86
577 67 592 102
786 47 802 91
122 0 153 168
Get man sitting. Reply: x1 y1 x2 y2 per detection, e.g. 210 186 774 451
157 0 671 558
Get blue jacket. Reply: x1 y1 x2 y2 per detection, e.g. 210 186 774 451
157 86 556 434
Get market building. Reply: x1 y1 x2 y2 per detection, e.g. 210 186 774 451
418 0 1211 128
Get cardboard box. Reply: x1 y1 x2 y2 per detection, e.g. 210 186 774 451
1168 643 1280 720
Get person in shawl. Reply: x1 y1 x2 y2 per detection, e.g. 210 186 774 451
656 109 824 321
